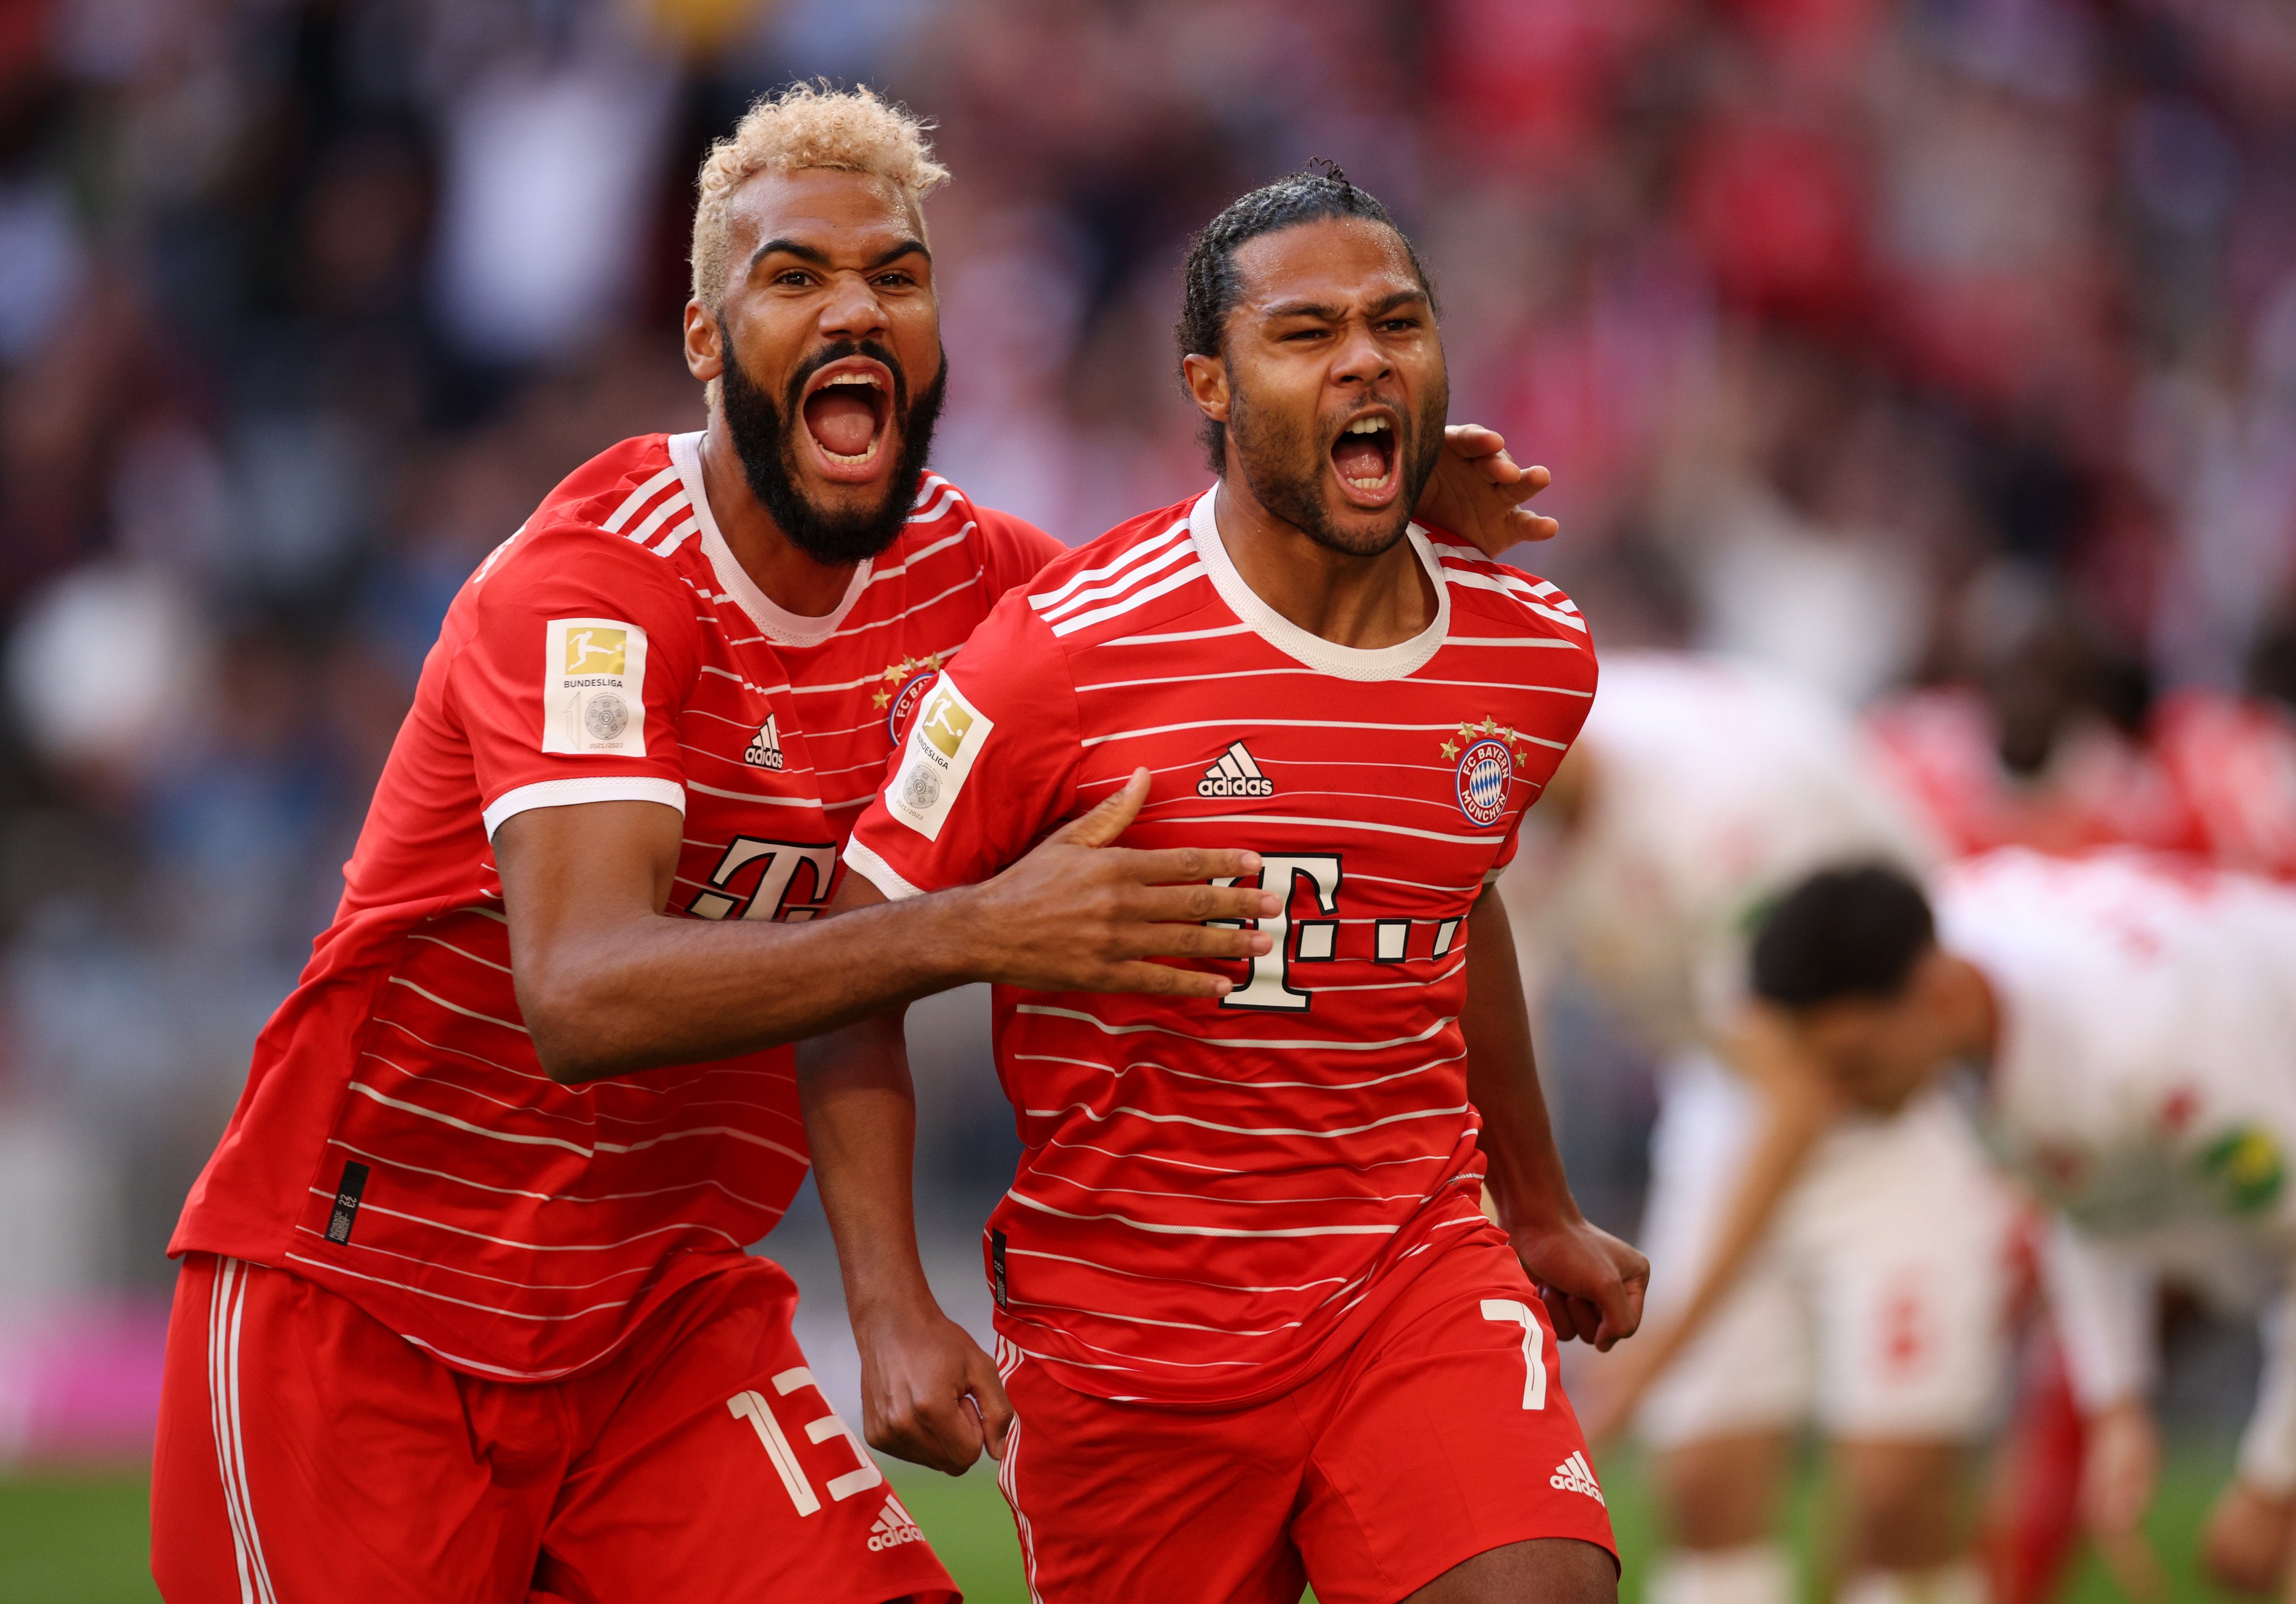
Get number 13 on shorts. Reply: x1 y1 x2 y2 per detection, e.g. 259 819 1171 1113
727 1369 883 1515
1482 1299 1549 1409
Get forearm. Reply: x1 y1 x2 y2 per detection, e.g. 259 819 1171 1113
797 1015 941 1324
2042 1219 2159 1416
527 889 978 1082
499 778 1275 1084
1637 1063 1829 1372
2237 1287 2296 1494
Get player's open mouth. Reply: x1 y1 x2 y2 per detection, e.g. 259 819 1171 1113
1329 410 1399 508
799 358 895 483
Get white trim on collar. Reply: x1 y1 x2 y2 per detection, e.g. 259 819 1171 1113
668 431 873 648
1187 487 1450 682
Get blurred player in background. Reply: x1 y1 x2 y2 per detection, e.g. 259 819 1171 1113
802 169 1644 1604
1751 854 2296 1602
1506 655 2014 1604
1871 590 2296 880
1867 594 2296 1602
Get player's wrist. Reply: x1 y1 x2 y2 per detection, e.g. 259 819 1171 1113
895 885 993 989
1489 1173 1585 1236
841 1249 945 1326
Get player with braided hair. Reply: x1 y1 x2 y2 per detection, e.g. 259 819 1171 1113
804 168 1643 1604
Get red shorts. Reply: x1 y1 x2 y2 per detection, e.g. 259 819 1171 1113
993 1232 1617 1604
150 1252 955 1604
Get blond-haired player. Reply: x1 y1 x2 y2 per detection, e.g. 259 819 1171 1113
1508 654 2016 1604
148 84 1561 1600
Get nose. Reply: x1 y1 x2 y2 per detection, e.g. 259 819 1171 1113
817 270 890 345
1330 318 1391 390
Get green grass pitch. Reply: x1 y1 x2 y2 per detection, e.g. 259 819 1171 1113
0 1445 2247 1602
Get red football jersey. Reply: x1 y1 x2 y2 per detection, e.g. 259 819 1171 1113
2151 689 2296 881
843 489 1598 1406
170 431 1058 1380
1864 686 2193 861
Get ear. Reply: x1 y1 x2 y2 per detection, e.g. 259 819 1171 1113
683 300 724 385
1182 350 1231 423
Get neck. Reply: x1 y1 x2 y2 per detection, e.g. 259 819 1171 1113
1948 954 2003 1068
1211 475 1434 649
696 410 862 618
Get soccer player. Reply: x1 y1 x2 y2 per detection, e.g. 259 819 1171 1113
1512 654 2015 1604
1746 852 2296 1601
802 169 1647 1604
146 86 1300 1601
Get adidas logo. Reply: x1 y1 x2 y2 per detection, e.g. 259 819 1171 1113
866 1492 925 1551
1197 741 1273 799
744 715 785 771
1549 1450 1605 1505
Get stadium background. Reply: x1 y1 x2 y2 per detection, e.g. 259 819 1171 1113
0 0 2289 1596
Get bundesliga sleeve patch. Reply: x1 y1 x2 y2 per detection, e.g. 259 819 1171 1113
883 677 994 841
543 617 650 757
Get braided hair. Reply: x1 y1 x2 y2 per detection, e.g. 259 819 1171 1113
1175 162 1433 473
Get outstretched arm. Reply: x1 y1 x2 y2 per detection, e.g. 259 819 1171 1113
1575 1009 1837 1440
498 769 1275 1083
1464 883 1649 1349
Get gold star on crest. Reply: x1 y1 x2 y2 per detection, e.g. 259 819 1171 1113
1444 714 1540 766
873 654 945 709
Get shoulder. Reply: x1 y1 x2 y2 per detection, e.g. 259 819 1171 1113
869 472 1058 599
1420 526 1593 649
1010 498 1215 651
966 498 1067 592
460 436 703 630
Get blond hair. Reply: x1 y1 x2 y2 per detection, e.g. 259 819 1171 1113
689 82 950 308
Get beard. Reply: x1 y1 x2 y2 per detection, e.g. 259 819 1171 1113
719 330 947 568
1227 377 1447 558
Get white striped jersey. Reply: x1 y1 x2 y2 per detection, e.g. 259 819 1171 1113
844 487 1598 1406
170 429 1059 1381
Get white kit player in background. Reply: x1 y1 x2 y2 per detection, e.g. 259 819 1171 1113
1748 852 2296 1601
1503 653 2013 1604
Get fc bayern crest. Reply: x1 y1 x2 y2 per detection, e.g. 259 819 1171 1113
874 654 946 740
1455 737 1514 826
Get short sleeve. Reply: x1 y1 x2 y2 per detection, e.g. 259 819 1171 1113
844 594 1081 899
448 527 699 837
972 505 1067 603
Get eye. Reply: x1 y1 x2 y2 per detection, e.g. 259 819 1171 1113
1280 327 1328 343
774 269 815 288
874 271 917 289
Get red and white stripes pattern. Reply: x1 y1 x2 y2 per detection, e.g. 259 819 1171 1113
993 1336 1048 1604
176 433 1056 1384
848 493 1599 1407
207 1258 278 1604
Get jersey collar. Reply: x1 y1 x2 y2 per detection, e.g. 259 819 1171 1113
1187 486 1451 682
669 431 874 649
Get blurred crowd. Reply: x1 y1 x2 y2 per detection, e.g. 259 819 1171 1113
0 0 2291 1454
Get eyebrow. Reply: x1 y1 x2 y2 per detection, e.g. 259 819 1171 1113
1260 286 1430 321
748 237 933 274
